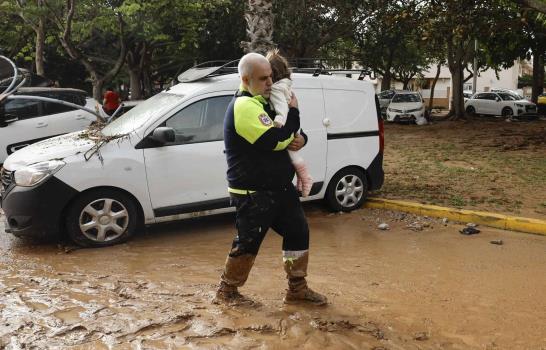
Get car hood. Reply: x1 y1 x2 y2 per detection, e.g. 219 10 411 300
3 131 95 171
389 102 423 110
514 99 534 105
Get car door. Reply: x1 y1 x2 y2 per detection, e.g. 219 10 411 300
0 97 49 160
470 93 484 114
484 93 499 115
143 93 232 218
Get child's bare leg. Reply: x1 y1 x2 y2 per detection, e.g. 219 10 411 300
289 150 313 197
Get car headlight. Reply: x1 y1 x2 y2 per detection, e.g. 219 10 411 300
388 108 403 113
515 103 524 107
14 160 65 187
406 107 423 113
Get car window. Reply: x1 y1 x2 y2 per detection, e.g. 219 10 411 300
498 93 516 101
4 98 41 120
165 95 231 145
392 93 421 103
42 101 76 116
474 93 485 99
485 93 498 100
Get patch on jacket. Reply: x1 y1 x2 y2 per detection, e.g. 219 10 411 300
258 113 273 126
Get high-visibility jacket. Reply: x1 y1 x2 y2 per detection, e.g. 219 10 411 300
224 87 301 193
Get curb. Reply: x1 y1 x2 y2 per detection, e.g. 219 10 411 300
364 198 546 236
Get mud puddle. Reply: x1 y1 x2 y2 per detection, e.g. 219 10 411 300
1 204 545 349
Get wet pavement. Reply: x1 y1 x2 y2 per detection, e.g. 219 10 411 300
1 204 545 349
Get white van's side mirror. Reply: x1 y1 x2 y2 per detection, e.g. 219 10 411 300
150 127 175 144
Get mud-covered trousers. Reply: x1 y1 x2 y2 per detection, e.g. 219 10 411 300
220 185 310 288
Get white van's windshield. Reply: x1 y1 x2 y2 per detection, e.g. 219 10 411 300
102 92 183 136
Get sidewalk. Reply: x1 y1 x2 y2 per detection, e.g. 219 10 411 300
365 198 546 236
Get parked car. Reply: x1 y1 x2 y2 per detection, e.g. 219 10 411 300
464 91 537 118
0 87 98 165
385 91 426 124
1 69 384 247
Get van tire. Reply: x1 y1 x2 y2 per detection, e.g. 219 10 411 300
65 189 138 247
325 168 367 212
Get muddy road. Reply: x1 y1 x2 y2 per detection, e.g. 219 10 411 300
1 204 545 349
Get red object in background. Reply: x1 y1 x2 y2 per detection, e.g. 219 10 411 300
103 90 120 112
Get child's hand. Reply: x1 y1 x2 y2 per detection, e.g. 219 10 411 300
288 92 298 109
288 133 305 151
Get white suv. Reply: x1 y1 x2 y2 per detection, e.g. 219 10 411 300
0 87 98 164
1 69 384 247
465 91 537 118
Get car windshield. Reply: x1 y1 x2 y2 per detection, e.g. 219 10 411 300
392 93 421 103
101 92 183 136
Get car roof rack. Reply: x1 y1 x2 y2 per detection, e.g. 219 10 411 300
177 58 375 83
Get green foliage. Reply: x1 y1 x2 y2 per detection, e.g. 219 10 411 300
273 0 362 59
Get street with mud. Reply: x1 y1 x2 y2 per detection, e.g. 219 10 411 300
1 204 545 349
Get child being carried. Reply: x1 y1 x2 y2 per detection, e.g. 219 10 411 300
266 49 313 197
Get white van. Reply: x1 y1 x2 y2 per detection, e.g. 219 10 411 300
1 70 384 247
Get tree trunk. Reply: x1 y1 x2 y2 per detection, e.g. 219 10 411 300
428 62 441 113
35 16 45 76
381 71 392 91
129 69 142 100
241 0 275 54
450 63 465 119
92 79 104 104
531 51 544 103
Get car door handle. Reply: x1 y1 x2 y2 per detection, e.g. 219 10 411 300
322 118 330 127
76 115 86 120
36 122 48 128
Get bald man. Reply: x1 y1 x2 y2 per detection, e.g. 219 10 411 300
214 53 327 306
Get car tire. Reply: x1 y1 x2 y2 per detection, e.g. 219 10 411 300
502 107 514 118
325 168 367 212
466 106 476 116
65 189 138 247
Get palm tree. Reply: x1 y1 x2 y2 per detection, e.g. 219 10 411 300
241 0 275 54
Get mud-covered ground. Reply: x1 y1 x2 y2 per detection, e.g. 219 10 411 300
379 118 546 219
1 204 545 349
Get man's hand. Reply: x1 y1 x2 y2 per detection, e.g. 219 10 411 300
288 92 298 109
288 133 305 151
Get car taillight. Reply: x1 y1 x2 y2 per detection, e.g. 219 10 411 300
378 118 384 153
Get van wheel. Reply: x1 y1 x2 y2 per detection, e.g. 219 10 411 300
325 168 367 212
466 106 476 116
65 189 138 247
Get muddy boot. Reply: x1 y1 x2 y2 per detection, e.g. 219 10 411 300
213 254 256 305
283 251 327 306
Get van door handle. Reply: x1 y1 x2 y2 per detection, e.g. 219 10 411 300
322 118 330 127
36 122 48 128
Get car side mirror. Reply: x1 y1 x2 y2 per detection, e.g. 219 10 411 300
496 97 501 102
150 127 175 144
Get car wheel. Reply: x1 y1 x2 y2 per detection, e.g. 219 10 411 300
65 189 138 247
466 106 476 116
502 107 514 118
325 168 367 212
